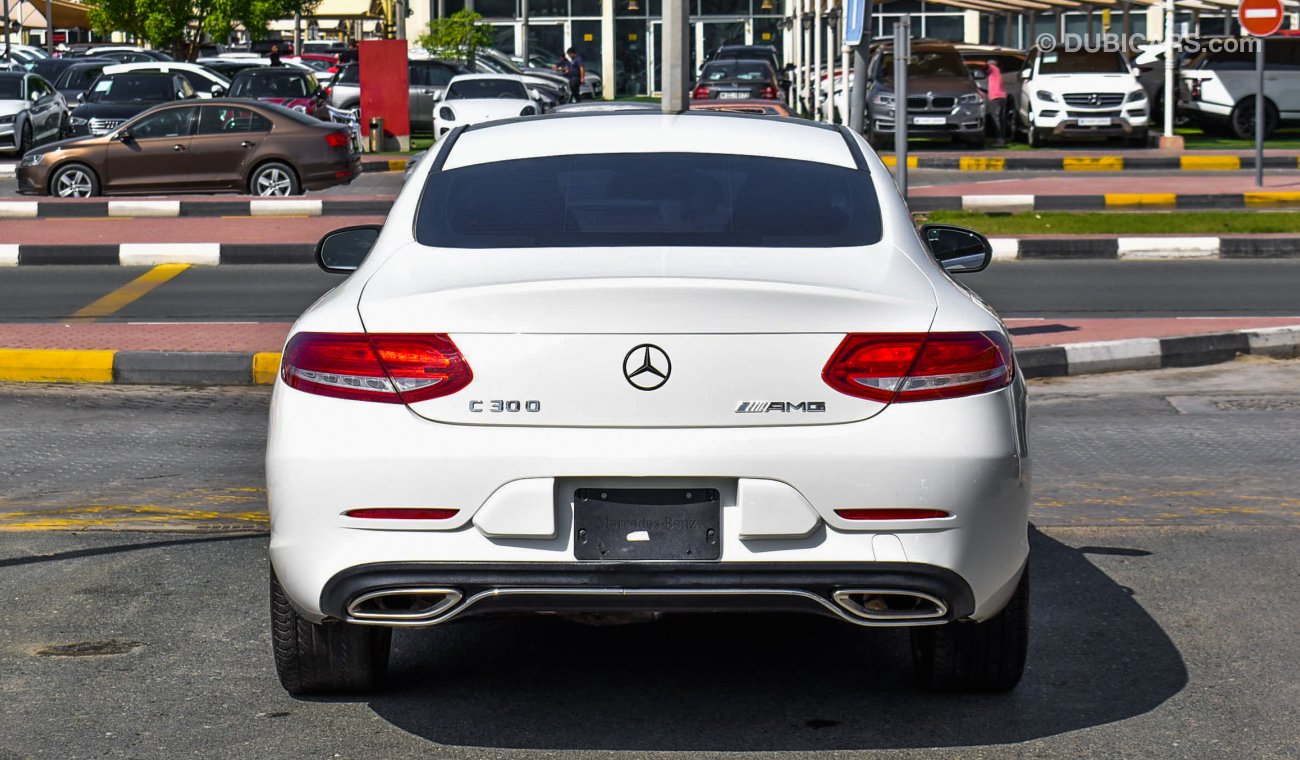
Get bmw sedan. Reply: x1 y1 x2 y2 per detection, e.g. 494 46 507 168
268 112 1030 695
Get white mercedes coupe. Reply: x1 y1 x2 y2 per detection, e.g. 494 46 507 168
268 112 1030 695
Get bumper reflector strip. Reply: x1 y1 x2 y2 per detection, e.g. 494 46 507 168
344 508 459 520
835 509 951 520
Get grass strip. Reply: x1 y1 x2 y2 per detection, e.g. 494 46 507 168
920 210 1300 236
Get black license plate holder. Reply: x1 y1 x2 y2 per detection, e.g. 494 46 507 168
574 488 720 561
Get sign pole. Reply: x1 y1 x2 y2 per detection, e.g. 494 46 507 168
1256 38 1264 187
893 17 909 198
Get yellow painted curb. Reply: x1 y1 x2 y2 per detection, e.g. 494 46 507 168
0 505 269 532
387 159 409 172
959 157 1006 171
1104 193 1177 207
880 156 919 169
253 352 282 385
1064 157 1124 171
1180 155 1240 171
0 349 116 383
1244 191 1300 206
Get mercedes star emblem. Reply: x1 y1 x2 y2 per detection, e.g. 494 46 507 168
623 344 671 391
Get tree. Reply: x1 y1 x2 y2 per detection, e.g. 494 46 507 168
87 0 320 60
417 9 493 67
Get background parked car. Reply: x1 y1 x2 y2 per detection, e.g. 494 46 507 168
0 72 67 155
1018 47 1148 146
433 74 538 137
706 44 787 99
692 60 782 102
17 99 358 197
35 59 115 105
327 60 470 134
865 40 986 148
0 44 50 69
68 72 197 137
1179 37 1300 139
102 62 231 99
228 67 329 121
511 46 604 99
73 47 174 63
690 99 791 116
471 49 568 107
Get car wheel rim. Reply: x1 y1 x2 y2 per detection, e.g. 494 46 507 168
256 168 292 196
56 170 92 198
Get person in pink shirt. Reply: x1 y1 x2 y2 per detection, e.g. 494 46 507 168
985 60 1007 147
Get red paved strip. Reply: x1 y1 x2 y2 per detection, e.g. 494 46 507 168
1005 317 1300 348
0 217 386 245
911 174 1300 196
891 148 1300 159
1 318 1297 353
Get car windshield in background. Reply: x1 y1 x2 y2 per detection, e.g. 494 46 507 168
702 61 772 82
57 66 104 89
447 79 528 100
416 153 882 249
231 73 313 98
87 76 172 102
882 51 968 78
1038 50 1127 74
0 79 22 99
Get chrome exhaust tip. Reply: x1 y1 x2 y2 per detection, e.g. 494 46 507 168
346 587 463 623
831 589 948 623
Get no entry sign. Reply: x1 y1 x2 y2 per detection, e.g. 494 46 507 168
1239 0 1284 37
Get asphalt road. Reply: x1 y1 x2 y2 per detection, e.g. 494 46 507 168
0 260 1297 323
0 360 1298 757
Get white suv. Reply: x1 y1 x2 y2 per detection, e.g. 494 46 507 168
1179 38 1300 140
1019 48 1149 146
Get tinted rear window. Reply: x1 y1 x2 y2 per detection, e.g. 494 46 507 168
416 153 880 248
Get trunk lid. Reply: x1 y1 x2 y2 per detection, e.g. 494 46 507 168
358 245 936 427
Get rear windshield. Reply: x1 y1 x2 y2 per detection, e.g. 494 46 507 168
230 72 314 98
1037 50 1128 74
701 61 772 81
416 153 881 248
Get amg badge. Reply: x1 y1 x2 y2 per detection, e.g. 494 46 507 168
735 401 827 414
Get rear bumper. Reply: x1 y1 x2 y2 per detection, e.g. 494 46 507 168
320 561 979 627
268 377 1031 627
301 154 361 190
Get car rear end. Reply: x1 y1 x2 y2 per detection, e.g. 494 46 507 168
267 114 1029 693
693 61 781 101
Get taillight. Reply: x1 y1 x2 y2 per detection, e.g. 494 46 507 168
281 332 472 404
760 85 777 99
692 85 710 99
1190 79 1201 100
822 332 1012 403
325 130 349 148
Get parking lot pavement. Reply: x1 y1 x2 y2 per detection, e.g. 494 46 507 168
0 215 385 245
0 166 406 199
1 359 1298 757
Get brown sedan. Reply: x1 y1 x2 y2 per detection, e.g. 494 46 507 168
16 98 359 197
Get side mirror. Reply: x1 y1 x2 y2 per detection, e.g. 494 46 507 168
315 224 381 273
31 91 41 102
432 90 443 102
527 88 540 100
920 224 992 274
76 91 85 103
211 84 225 95
116 129 133 142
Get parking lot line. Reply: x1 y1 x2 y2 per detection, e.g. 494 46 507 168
1104 193 1178 207
0 504 268 532
0 349 115 382
1064 157 1124 171
68 264 192 322
1181 155 1241 171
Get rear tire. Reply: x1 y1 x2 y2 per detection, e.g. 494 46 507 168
910 567 1029 692
270 568 391 695
249 161 301 196
1230 98 1278 140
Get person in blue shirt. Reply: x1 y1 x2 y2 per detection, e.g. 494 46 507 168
555 48 585 103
